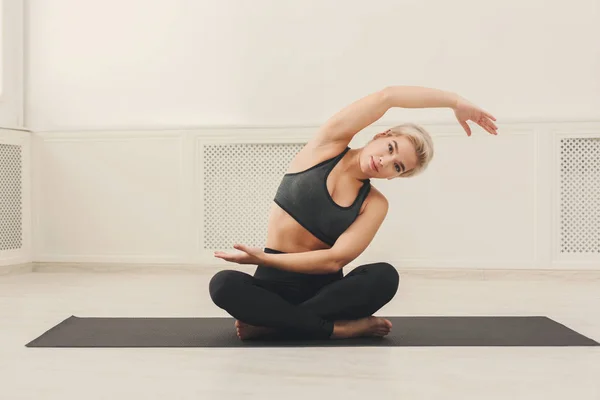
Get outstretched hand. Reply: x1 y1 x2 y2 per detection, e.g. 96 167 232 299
213 244 265 265
453 97 498 136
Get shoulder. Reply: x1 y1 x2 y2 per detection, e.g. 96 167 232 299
362 186 389 215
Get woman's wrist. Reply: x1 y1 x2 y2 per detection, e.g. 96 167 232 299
448 92 461 110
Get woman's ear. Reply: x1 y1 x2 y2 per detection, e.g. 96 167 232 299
373 130 392 140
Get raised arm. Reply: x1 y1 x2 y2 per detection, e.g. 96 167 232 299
315 86 459 145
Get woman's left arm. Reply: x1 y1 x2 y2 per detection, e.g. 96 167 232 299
384 85 459 109
214 245 341 274
385 86 498 136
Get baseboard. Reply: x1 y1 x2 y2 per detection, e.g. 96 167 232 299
30 262 600 282
0 263 33 276
32 261 256 275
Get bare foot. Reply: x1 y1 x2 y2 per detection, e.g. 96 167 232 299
331 317 392 339
235 320 277 340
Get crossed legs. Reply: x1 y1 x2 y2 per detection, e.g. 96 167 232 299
209 262 399 340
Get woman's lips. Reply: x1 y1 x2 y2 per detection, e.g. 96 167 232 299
371 156 378 172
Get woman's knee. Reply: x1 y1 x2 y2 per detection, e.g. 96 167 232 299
208 270 244 307
371 262 400 300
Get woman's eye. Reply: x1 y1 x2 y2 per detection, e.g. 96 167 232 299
390 144 399 172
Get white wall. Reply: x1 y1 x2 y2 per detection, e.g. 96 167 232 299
0 0 24 128
26 0 600 130
26 1 600 270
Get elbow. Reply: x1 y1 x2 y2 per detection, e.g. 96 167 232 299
328 256 348 273
328 261 343 274
380 86 394 109
327 248 353 273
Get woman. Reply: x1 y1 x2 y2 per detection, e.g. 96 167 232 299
210 86 498 340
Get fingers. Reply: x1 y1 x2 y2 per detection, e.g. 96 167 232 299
463 119 497 136
213 251 234 261
482 110 498 134
482 118 498 135
484 117 498 131
233 244 250 253
479 120 494 135
476 115 498 135
460 120 472 136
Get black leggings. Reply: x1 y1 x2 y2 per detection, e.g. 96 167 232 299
209 248 399 339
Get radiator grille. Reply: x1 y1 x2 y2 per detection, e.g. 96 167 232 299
203 143 305 249
0 144 23 251
559 137 600 253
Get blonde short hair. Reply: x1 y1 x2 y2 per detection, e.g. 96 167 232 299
388 123 434 178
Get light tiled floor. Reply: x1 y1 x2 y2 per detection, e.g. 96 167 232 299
1 266 599 399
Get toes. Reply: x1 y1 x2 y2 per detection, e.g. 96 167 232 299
235 320 250 328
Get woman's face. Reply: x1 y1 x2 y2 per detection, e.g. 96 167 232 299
363 132 418 179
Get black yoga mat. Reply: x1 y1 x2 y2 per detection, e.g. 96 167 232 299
25 315 599 348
